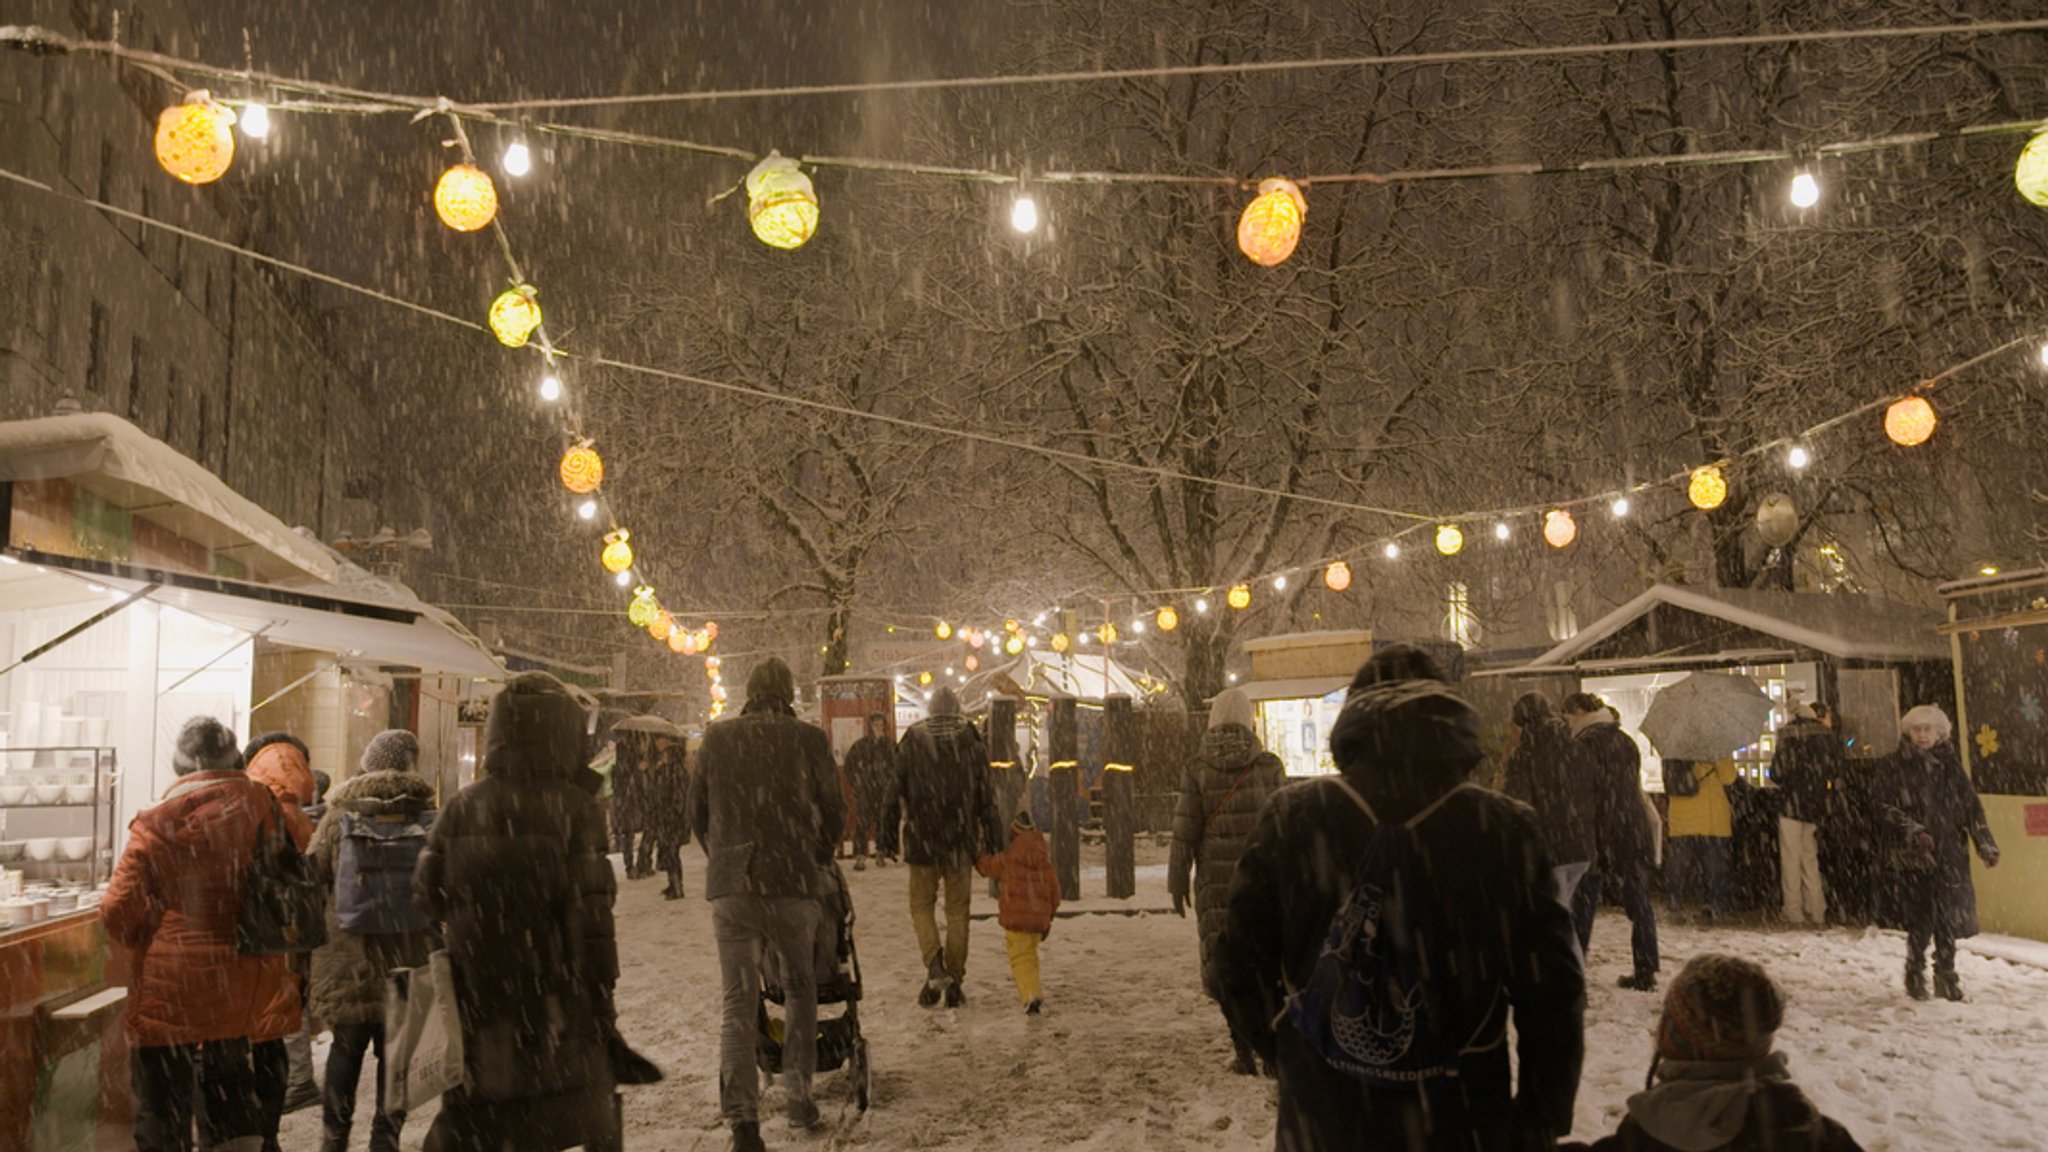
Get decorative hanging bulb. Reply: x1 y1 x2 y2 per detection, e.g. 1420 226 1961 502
1010 194 1039 233
1236 177 1306 266
538 374 562 402
1789 172 1820 209
1383 542 1401 560
1005 619 1021 634
703 621 719 643
918 671 934 686
1611 496 1632 518
239 103 270 140
501 140 532 177
680 631 701 656
1226 584 1252 611
1324 561 1351 592
1885 395 1937 446
694 628 714 653
575 498 598 521
2016 131 2048 207
1756 492 1799 548
1435 524 1464 556
706 656 722 673
434 163 498 232
1272 574 1289 592
614 570 631 588
559 442 603 494
601 529 634 574
627 585 660 628
965 654 979 672
1156 605 1180 632
1786 445 1811 470
1005 633 1025 655
1051 632 1071 653
935 621 953 640
1688 465 1729 511
667 627 689 653
649 610 674 641
1194 597 1210 615
745 152 820 250
489 284 543 348
1493 522 1511 542
968 630 986 650
1544 510 1578 549
155 93 236 184
1098 622 1118 645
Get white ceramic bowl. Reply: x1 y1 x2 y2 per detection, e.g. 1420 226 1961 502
0 841 24 862
27 783 63 805
56 837 93 862
61 783 95 805
0 900 35 927
0 785 25 806
23 839 59 862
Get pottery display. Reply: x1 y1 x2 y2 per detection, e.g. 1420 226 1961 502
27 783 64 805
0 784 25 805
56 837 93 862
0 842 23 862
23 839 59 862
60 782 95 805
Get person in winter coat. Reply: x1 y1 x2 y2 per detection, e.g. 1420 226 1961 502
1769 703 1838 926
414 671 625 1152
1502 692 1600 954
880 686 1001 1008
1168 686 1286 1073
308 729 438 1152
690 658 846 1152
1564 954 1865 1152
1564 693 1662 992
648 732 692 899
1664 758 1738 920
243 731 320 1130
1214 649 1585 1152
1873 705 2000 1001
843 713 896 870
610 731 656 879
103 717 301 1152
974 809 1062 1014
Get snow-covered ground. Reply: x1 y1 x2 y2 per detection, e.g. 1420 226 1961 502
284 844 2048 1151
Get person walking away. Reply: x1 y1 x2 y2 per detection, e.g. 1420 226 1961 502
1168 685 1286 1073
690 658 845 1152
103 717 303 1152
1875 706 1999 1001
1213 650 1584 1152
306 729 437 1152
414 672 630 1152
649 730 692 899
1565 693 1662 991
974 809 1061 1014
244 731 320 1133
611 730 656 879
1564 954 1865 1152
1770 703 1838 926
843 714 895 870
1502 692 1600 954
1664 757 1738 921
879 686 1001 1009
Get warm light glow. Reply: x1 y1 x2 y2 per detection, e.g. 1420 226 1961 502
490 285 543 348
1238 177 1306 266
559 443 603 494
1272 574 1289 592
649 611 674 641
502 141 532 177
1611 496 1632 518
968 629 986 650
1884 395 1937 446
1493 522 1511 542
628 586 660 628
703 621 718 642
965 654 979 672
1051 632 1070 653
614 571 631 587
1010 195 1039 233
1688 465 1728 511
935 621 953 640
1786 445 1811 470
538 374 562 402
576 498 598 521
1005 634 1024 655
1383 542 1401 560
1544 510 1578 549
1098 623 1118 645
746 153 820 250
434 163 498 232
1194 597 1210 615
155 95 236 184
2039 343 2048 369
1789 172 1820 209
239 103 270 139
667 628 688 653
601 529 634 574
1156 606 1179 632
1981 565 2001 577
1131 618 1146 635
2016 132 2048 207
1434 524 1464 556
919 671 933 686
1227 583 1252 611
1321 562 1351 592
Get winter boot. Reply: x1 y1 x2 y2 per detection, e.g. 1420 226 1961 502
1025 997 1043 1016
1617 972 1658 992
282 1077 321 1114
918 952 948 1008
853 857 867 872
1934 968 1963 1002
1905 964 1930 1001
729 1121 767 1152
944 980 966 1008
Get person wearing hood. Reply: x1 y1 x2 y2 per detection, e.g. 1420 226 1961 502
1768 703 1840 927
1503 692 1602 954
1563 692 1662 992
690 658 845 1152
1214 649 1585 1152
843 713 896 870
308 730 438 1152
244 731 321 1127
414 672 628 1152
975 809 1062 1014
1565 954 1864 1152
880 685 1001 1009
1169 685 1287 1073
1873 705 1999 1001
648 730 692 899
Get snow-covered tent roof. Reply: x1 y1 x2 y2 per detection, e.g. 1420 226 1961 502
958 650 1146 708
1518 583 1948 670
0 413 335 583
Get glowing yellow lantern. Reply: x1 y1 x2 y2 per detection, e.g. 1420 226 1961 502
649 610 674 641
1005 619 1021 634
918 670 933 686
746 153 820 250
433 163 498 232
1543 510 1578 549
2017 132 2048 207
1435 524 1465 556
1097 622 1118 645
601 529 634 574
1688 465 1729 511
1004 634 1025 655
1156 606 1179 632
1236 177 1306 267
1227 583 1252 611
1885 396 1937 446
627 585 659 628
1324 561 1352 592
155 94 236 184
489 284 543 348
1051 632 1070 653
559 443 603 494
667 628 689 653
935 621 953 640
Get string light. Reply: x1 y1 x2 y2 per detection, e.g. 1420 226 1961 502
935 621 953 640
1273 573 1289 591
1237 177 1306 266
155 93 236 184
539 373 562 402
1323 561 1351 592
502 140 532 176
614 570 631 587
239 102 270 139
1786 445 1811 470
489 284 543 347
1130 618 1146 635
559 442 603 494
1434 524 1464 556
576 498 598 521
1156 605 1179 632
600 529 634 574
1194 597 1210 615
1790 171 1820 208
1611 495 1632 518
1687 465 1729 511
1493 522 1511 542
746 152 820 249
2037 342 2048 368
1010 194 1039 233
1383 541 1401 560
1544 510 1578 549
1227 584 1252 610
1885 395 1937 446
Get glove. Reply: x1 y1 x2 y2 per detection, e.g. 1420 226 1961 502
1981 846 2001 868
1041 922 1052 941
1171 892 1187 918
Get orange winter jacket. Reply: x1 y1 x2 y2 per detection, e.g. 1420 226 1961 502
975 826 1061 934
246 741 316 851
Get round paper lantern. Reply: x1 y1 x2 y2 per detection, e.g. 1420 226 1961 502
1756 492 1798 548
968 630 986 650
1156 606 1179 632
1237 177 1306 266
1885 396 1937 446
1324 561 1352 592
1005 634 1025 655
746 153 820 250
965 654 979 672
1688 465 1729 511
679 631 701 656
434 163 498 232
1435 524 1465 556
1051 632 1070 654
490 285 543 348
1543 510 1578 549
703 621 719 643
935 621 953 640
155 94 236 184
649 610 674 641
692 628 713 653
2016 132 2048 207
916 670 933 686
1097 623 1118 646
1005 619 1021 634
667 628 689 653
601 529 634 574
710 684 726 703
1226 583 1252 611
559 443 603 494
627 586 659 628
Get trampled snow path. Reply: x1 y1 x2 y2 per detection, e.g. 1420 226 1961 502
284 846 2048 1151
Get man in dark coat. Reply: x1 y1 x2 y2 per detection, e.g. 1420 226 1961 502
690 658 845 1152
1213 649 1585 1152
414 672 622 1152
610 732 655 879
1875 706 1999 1001
1564 692 1661 991
1502 692 1600 954
1770 702 1840 926
843 713 895 870
879 687 1000 1008
648 731 691 899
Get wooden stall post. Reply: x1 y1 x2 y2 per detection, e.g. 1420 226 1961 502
1102 694 1137 899
1048 695 1082 900
986 696 1022 897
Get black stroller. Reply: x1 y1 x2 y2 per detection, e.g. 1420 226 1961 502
757 863 871 1111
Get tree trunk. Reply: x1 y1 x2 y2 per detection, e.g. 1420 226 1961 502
822 600 852 676
1179 615 1229 707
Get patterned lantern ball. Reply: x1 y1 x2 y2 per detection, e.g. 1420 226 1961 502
1324 561 1352 592
649 610 674 641
1097 622 1118 646
1050 632 1071 654
627 586 659 628
1227 583 1252 611
489 285 543 348
1005 619 1021 634
155 96 236 184
1543 509 1578 549
1156 605 1179 633
1435 524 1465 556
680 631 701 656
663 628 687 653
1688 465 1729 511
746 153 820 250
433 163 498 232
559 444 603 494
1236 177 1306 266
601 529 634 574
1885 396 1937 447
2016 132 2048 208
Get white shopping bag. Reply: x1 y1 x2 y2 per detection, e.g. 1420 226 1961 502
383 949 467 1114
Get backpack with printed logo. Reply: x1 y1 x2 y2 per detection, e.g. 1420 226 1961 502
335 809 435 935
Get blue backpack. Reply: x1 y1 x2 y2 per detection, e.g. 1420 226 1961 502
1285 782 1499 1088
334 809 434 935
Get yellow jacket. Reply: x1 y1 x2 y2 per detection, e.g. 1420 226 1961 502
1666 759 1736 839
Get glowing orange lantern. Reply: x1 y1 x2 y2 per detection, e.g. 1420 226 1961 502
1544 510 1578 549
433 163 498 232
1324 561 1352 592
1156 606 1179 632
1050 632 1070 653
601 529 634 574
1885 396 1937 446
560 443 603 494
155 94 236 184
1236 177 1306 266
965 654 980 672
703 621 719 643
667 628 689 653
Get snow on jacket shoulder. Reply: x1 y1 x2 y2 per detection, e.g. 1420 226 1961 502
308 770 439 1028
689 706 845 899
975 827 1060 933
880 715 1000 869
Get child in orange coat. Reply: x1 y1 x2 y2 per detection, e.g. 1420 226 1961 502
975 810 1062 1014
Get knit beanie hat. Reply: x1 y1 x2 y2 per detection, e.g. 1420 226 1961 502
174 716 244 776
1208 686 1255 731
1013 808 1036 831
1657 954 1785 1062
361 729 421 775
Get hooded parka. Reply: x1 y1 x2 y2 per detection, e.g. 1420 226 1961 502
307 769 439 1028
1169 689 1287 989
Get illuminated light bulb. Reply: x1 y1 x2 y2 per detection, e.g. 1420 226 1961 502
1131 618 1146 635
649 611 674 641
1434 524 1464 556
1033 613 1047 626
2016 131 2048 206
539 374 562 402
1885 396 1937 446
1544 510 1578 549
745 152 820 250
434 163 498 232
2038 342 2048 369
945 667 956 677
1010 194 1039 233
667 628 689 653
502 141 532 177
1787 445 1811 470
1611 496 1632 518
576 498 598 521
1981 565 2001 577
919 671 933 686
614 570 631 587
1227 584 1251 611
155 93 236 184
1324 561 1351 592
1494 522 1511 542
1273 574 1289 592
1226 672 1239 684
1156 606 1179 632
1688 465 1729 511
1383 541 1401 560
239 102 270 139
1051 632 1070 653
1789 172 1820 209
965 655 979 672
1005 634 1024 655
601 529 634 574
935 621 953 640
1237 177 1306 266
627 586 660 628
1194 597 1210 615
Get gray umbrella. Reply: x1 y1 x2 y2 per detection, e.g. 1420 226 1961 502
1639 672 1773 761
610 715 682 738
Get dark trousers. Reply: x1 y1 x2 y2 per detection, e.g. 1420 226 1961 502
324 1020 404 1152
1608 863 1660 978
1569 870 1600 956
133 1039 267 1152
251 1038 289 1152
1666 836 1732 917
1902 872 1958 976
851 797 883 857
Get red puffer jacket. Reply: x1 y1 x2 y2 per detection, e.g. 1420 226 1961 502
101 771 302 1048
975 825 1061 934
